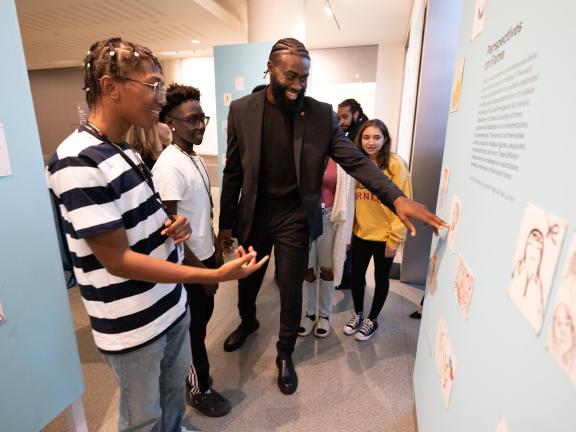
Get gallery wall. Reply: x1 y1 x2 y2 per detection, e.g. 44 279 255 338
400 0 462 284
28 67 85 163
413 0 576 430
0 1 84 430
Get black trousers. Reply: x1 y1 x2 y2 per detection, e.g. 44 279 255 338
238 198 309 357
350 235 394 321
185 253 216 394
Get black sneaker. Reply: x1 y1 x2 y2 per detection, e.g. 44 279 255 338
355 318 378 341
187 388 231 417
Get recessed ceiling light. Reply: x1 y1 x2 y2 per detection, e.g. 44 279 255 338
191 39 201 44
323 5 333 17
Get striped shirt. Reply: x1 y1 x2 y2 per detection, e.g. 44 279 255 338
46 126 187 354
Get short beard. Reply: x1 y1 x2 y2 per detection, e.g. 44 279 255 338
270 79 305 114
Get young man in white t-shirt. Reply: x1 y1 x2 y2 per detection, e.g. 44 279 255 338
153 84 230 417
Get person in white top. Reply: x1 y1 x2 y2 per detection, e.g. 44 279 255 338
153 84 230 418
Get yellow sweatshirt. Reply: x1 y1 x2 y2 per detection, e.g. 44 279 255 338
353 153 413 249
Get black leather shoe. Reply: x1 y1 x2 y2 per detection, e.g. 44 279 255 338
223 320 260 352
276 355 298 395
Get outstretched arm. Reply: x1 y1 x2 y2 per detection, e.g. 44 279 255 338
86 228 268 284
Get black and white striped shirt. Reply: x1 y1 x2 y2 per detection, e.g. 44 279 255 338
47 126 187 354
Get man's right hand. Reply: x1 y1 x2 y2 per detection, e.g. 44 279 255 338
393 196 449 237
217 246 269 281
217 228 234 254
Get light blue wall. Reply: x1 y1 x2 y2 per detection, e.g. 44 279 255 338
213 42 273 187
0 1 84 430
414 0 576 430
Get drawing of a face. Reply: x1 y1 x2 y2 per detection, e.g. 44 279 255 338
553 304 575 353
436 328 448 370
569 252 576 276
524 229 544 274
477 0 485 19
441 168 449 189
428 254 438 294
429 254 438 280
450 201 461 232
458 273 473 305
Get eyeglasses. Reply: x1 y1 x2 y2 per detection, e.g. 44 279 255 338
119 76 167 98
167 115 210 127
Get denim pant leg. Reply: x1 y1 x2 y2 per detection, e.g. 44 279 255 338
159 311 192 432
102 311 191 432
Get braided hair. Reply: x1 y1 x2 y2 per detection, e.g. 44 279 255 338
158 84 201 122
338 98 367 122
268 38 310 63
82 37 162 108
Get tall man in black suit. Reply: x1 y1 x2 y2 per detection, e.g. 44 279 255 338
218 38 446 395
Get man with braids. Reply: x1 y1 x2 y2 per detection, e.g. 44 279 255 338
337 98 368 142
46 38 267 431
153 84 230 418
218 37 447 395
336 98 369 291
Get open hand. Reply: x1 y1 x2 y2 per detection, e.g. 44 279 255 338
217 246 269 281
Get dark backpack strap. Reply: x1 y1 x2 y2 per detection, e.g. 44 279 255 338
49 190 77 289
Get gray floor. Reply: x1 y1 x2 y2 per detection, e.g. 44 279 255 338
44 264 422 432
44 187 423 432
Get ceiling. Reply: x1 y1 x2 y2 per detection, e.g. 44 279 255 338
16 0 413 70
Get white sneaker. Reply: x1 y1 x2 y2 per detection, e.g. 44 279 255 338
314 317 330 338
355 318 378 341
343 312 363 335
181 426 199 432
298 315 316 337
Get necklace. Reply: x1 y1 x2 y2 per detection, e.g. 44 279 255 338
171 143 214 220
83 121 173 220
84 121 149 181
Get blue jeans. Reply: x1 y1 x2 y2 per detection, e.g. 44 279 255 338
102 310 191 432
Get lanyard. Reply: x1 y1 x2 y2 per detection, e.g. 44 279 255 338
82 122 173 218
171 143 214 220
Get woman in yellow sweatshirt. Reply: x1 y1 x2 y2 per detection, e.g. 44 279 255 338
343 119 412 341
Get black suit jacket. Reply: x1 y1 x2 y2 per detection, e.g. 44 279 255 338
219 91 405 244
